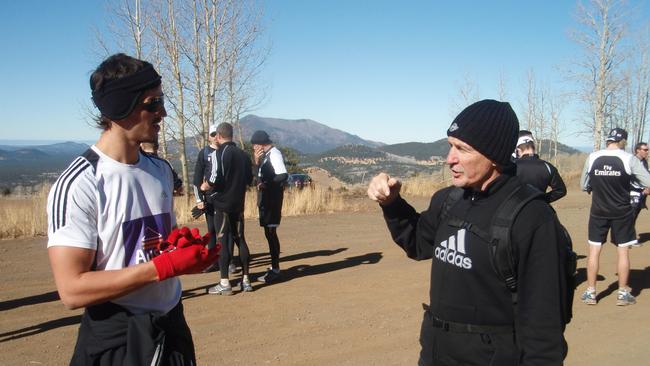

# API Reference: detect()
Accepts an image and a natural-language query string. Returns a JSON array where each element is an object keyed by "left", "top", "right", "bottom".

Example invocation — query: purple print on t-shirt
[{"left": 122, "top": 213, "right": 172, "bottom": 266}]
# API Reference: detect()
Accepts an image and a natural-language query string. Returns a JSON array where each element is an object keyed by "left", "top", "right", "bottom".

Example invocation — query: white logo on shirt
[{"left": 434, "top": 229, "right": 472, "bottom": 269}]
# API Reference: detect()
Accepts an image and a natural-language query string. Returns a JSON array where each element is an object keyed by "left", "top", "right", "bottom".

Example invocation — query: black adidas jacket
[
  {"left": 192, "top": 145, "right": 216, "bottom": 203},
  {"left": 516, "top": 154, "right": 566, "bottom": 203},
  {"left": 382, "top": 174, "right": 566, "bottom": 365},
  {"left": 207, "top": 141, "right": 253, "bottom": 213}
]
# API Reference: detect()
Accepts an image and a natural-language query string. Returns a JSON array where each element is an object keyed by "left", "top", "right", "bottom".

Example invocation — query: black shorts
[
  {"left": 258, "top": 189, "right": 283, "bottom": 227},
  {"left": 588, "top": 213, "right": 637, "bottom": 246}
]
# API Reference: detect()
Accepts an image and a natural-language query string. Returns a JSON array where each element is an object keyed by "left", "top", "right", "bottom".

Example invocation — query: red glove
[{"left": 152, "top": 227, "right": 220, "bottom": 281}]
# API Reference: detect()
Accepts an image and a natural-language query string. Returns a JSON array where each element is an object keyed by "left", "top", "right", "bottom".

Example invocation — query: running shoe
[
  {"left": 240, "top": 280, "right": 253, "bottom": 292},
  {"left": 581, "top": 289, "right": 597, "bottom": 305},
  {"left": 258, "top": 269, "right": 280, "bottom": 284},
  {"left": 208, "top": 283, "right": 233, "bottom": 296},
  {"left": 616, "top": 290, "right": 636, "bottom": 306}
]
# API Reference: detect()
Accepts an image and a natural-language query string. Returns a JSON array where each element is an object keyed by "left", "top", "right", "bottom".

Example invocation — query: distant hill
[
  {"left": 377, "top": 140, "right": 449, "bottom": 161},
  {"left": 303, "top": 144, "right": 442, "bottom": 184},
  {"left": 0, "top": 142, "right": 89, "bottom": 190},
  {"left": 237, "top": 115, "right": 384, "bottom": 154},
  {"left": 376, "top": 138, "right": 581, "bottom": 161},
  {"left": 0, "top": 126, "right": 585, "bottom": 191}
]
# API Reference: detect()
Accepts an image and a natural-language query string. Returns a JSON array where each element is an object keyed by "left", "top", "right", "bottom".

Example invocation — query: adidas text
[{"left": 434, "top": 229, "right": 472, "bottom": 269}]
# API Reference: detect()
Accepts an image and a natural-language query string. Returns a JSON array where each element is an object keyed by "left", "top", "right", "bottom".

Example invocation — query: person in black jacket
[
  {"left": 514, "top": 131, "right": 567, "bottom": 203},
  {"left": 580, "top": 129, "right": 650, "bottom": 306},
  {"left": 367, "top": 100, "right": 567, "bottom": 365},
  {"left": 141, "top": 140, "right": 183, "bottom": 196},
  {"left": 251, "top": 130, "right": 288, "bottom": 285},
  {"left": 202, "top": 122, "right": 254, "bottom": 294},
  {"left": 193, "top": 125, "right": 219, "bottom": 252}
]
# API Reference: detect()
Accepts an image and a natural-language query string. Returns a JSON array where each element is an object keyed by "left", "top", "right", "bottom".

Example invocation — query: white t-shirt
[
  {"left": 47, "top": 145, "right": 181, "bottom": 314},
  {"left": 258, "top": 146, "right": 287, "bottom": 178}
]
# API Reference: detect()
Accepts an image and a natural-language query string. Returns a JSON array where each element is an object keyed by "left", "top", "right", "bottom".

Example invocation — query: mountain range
[
  {"left": 236, "top": 115, "right": 384, "bottom": 154},
  {"left": 0, "top": 116, "right": 584, "bottom": 190}
]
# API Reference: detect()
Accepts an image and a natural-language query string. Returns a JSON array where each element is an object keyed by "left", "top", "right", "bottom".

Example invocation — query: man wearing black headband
[{"left": 47, "top": 53, "right": 217, "bottom": 365}]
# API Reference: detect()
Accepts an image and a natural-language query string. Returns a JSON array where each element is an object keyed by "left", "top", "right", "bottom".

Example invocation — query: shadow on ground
[
  {"left": 248, "top": 248, "right": 349, "bottom": 269},
  {"left": 268, "top": 251, "right": 383, "bottom": 284},
  {"left": 0, "top": 315, "right": 81, "bottom": 343},
  {"left": 182, "top": 248, "right": 368, "bottom": 297},
  {"left": 0, "top": 291, "right": 60, "bottom": 312}
]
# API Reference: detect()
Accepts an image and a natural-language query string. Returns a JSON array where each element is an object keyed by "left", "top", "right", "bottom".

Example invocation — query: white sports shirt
[{"left": 47, "top": 145, "right": 181, "bottom": 314}]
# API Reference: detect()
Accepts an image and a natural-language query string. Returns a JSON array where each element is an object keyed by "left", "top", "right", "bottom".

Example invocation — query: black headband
[{"left": 91, "top": 64, "right": 162, "bottom": 120}]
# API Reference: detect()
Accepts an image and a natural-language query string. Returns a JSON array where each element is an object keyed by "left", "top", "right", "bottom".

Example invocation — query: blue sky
[{"left": 1, "top": 1, "right": 648, "bottom": 147}]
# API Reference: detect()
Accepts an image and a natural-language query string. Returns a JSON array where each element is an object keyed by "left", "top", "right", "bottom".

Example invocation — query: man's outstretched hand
[{"left": 367, "top": 173, "right": 401, "bottom": 206}]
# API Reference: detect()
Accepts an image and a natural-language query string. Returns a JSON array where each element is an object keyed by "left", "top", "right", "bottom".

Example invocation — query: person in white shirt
[
  {"left": 251, "top": 130, "right": 288, "bottom": 284},
  {"left": 47, "top": 53, "right": 218, "bottom": 365}
]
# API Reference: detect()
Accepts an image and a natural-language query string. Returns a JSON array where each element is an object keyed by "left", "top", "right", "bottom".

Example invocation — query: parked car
[{"left": 286, "top": 173, "right": 312, "bottom": 190}]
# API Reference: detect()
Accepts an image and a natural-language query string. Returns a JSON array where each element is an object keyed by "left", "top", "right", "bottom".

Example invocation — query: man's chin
[{"left": 450, "top": 178, "right": 466, "bottom": 188}]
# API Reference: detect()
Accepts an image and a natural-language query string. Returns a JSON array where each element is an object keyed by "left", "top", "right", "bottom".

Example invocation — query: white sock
[
  {"left": 243, "top": 275, "right": 250, "bottom": 284},
  {"left": 221, "top": 279, "right": 230, "bottom": 287},
  {"left": 586, "top": 287, "right": 596, "bottom": 293}
]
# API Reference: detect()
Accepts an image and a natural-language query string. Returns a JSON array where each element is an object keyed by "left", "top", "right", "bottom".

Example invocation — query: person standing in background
[
  {"left": 630, "top": 142, "right": 650, "bottom": 224},
  {"left": 251, "top": 130, "right": 288, "bottom": 285},
  {"left": 514, "top": 131, "right": 567, "bottom": 203},
  {"left": 203, "top": 122, "right": 254, "bottom": 294}
]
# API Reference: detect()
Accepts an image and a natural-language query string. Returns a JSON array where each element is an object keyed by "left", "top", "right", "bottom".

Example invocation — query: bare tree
[
  {"left": 548, "top": 93, "right": 567, "bottom": 165},
  {"left": 625, "top": 32, "right": 650, "bottom": 146},
  {"left": 498, "top": 70, "right": 508, "bottom": 102},
  {"left": 523, "top": 70, "right": 549, "bottom": 158},
  {"left": 99, "top": 0, "right": 267, "bottom": 198},
  {"left": 450, "top": 72, "right": 480, "bottom": 117},
  {"left": 569, "top": 0, "right": 629, "bottom": 151}
]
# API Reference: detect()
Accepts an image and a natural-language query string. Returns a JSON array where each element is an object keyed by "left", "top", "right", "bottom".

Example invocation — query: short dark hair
[
  {"left": 634, "top": 142, "right": 648, "bottom": 153},
  {"left": 518, "top": 130, "right": 533, "bottom": 138},
  {"left": 216, "top": 122, "right": 233, "bottom": 139},
  {"left": 89, "top": 53, "right": 150, "bottom": 130}
]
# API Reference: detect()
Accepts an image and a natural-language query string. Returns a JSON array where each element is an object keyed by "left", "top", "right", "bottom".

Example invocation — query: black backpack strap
[
  {"left": 440, "top": 187, "right": 494, "bottom": 242},
  {"left": 438, "top": 188, "right": 464, "bottom": 224},
  {"left": 489, "top": 184, "right": 544, "bottom": 294}
]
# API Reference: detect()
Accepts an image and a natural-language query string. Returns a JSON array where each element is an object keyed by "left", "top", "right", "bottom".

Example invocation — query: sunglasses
[
  {"left": 210, "top": 132, "right": 217, "bottom": 137},
  {"left": 641, "top": 148, "right": 649, "bottom": 151},
  {"left": 142, "top": 95, "right": 165, "bottom": 113}
]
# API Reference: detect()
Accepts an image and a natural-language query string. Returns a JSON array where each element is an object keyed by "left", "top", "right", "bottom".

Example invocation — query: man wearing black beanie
[{"left": 368, "top": 99, "right": 568, "bottom": 365}]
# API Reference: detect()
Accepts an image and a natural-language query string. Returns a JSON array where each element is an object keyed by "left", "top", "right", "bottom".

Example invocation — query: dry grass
[
  {"left": 0, "top": 185, "right": 49, "bottom": 239},
  {"left": 1, "top": 186, "right": 357, "bottom": 239},
  {"left": 0, "top": 154, "right": 591, "bottom": 240},
  {"left": 399, "top": 153, "right": 589, "bottom": 198},
  {"left": 400, "top": 170, "right": 450, "bottom": 197}
]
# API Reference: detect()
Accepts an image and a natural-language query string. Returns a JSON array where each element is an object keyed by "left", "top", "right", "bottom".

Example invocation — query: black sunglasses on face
[{"left": 142, "top": 95, "right": 165, "bottom": 113}]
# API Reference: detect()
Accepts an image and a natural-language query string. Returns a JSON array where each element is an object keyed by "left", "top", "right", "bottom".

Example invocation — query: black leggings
[
  {"left": 264, "top": 226, "right": 281, "bottom": 270},
  {"left": 205, "top": 203, "right": 217, "bottom": 250},
  {"left": 215, "top": 210, "right": 250, "bottom": 278}
]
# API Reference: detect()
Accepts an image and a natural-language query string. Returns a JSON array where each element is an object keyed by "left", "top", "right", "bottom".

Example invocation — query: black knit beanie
[{"left": 446, "top": 99, "right": 519, "bottom": 166}]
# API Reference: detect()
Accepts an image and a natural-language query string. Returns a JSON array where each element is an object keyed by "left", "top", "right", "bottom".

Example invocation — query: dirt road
[{"left": 1, "top": 189, "right": 650, "bottom": 365}]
